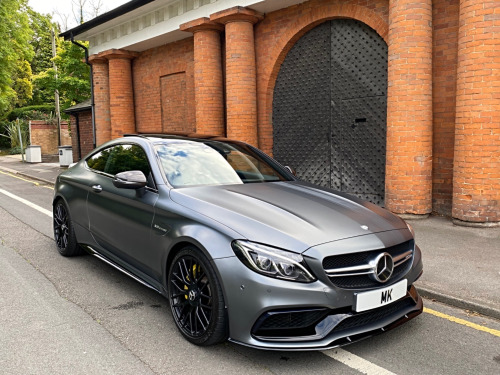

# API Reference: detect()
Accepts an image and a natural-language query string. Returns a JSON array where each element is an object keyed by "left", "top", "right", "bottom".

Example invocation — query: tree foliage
[
  {"left": 33, "top": 40, "right": 90, "bottom": 112},
  {"left": 0, "top": 0, "right": 95, "bottom": 123},
  {"left": 0, "top": 0, "right": 34, "bottom": 116},
  {"left": 28, "top": 8, "right": 56, "bottom": 105}
]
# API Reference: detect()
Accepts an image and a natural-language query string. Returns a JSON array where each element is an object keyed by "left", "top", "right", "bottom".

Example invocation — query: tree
[
  {"left": 33, "top": 39, "right": 90, "bottom": 112},
  {"left": 0, "top": 0, "right": 34, "bottom": 117},
  {"left": 28, "top": 9, "right": 58, "bottom": 105},
  {"left": 12, "top": 60, "right": 33, "bottom": 108}
]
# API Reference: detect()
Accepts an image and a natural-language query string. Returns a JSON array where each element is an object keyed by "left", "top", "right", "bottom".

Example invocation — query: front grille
[
  {"left": 322, "top": 240, "right": 414, "bottom": 289},
  {"left": 251, "top": 290, "right": 420, "bottom": 341},
  {"left": 252, "top": 308, "right": 330, "bottom": 337}
]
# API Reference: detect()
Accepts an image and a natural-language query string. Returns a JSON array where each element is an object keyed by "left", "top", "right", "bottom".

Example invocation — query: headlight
[
  {"left": 406, "top": 221, "right": 415, "bottom": 239},
  {"left": 232, "top": 240, "right": 316, "bottom": 283}
]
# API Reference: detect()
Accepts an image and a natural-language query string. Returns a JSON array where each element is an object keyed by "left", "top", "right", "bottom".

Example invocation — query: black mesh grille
[
  {"left": 332, "top": 296, "right": 415, "bottom": 333},
  {"left": 253, "top": 309, "right": 329, "bottom": 337},
  {"left": 323, "top": 241, "right": 413, "bottom": 289}
]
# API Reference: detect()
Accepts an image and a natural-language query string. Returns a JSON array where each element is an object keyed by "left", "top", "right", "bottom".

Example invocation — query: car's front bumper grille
[
  {"left": 252, "top": 308, "right": 330, "bottom": 337},
  {"left": 330, "top": 295, "right": 414, "bottom": 333},
  {"left": 251, "top": 285, "right": 422, "bottom": 343},
  {"left": 322, "top": 240, "right": 414, "bottom": 289}
]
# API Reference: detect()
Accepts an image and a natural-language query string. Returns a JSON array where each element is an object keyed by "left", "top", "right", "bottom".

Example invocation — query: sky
[{"left": 28, "top": 0, "right": 130, "bottom": 31}]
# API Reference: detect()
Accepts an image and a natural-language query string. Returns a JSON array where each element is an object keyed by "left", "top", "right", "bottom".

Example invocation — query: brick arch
[{"left": 256, "top": 4, "right": 389, "bottom": 154}]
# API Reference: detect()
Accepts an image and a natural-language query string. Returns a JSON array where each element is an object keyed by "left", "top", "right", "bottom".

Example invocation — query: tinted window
[
  {"left": 155, "top": 140, "right": 289, "bottom": 188},
  {"left": 87, "top": 144, "right": 151, "bottom": 179},
  {"left": 86, "top": 148, "right": 110, "bottom": 172}
]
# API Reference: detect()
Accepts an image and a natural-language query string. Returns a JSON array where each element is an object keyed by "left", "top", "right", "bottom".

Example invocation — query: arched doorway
[{"left": 273, "top": 19, "right": 388, "bottom": 205}]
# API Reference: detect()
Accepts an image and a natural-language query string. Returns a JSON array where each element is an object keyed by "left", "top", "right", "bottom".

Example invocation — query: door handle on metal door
[{"left": 92, "top": 184, "right": 102, "bottom": 193}]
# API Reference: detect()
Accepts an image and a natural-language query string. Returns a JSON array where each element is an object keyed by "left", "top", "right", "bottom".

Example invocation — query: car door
[{"left": 86, "top": 143, "right": 159, "bottom": 281}]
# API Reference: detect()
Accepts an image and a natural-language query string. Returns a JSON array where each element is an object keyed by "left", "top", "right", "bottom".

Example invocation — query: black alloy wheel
[
  {"left": 53, "top": 200, "right": 81, "bottom": 257},
  {"left": 168, "top": 247, "right": 227, "bottom": 346}
]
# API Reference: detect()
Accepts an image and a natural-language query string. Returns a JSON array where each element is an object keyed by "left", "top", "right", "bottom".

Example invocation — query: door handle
[{"left": 92, "top": 184, "right": 103, "bottom": 193}]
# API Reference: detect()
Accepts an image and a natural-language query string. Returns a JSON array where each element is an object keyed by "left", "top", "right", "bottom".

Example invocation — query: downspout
[
  {"left": 70, "top": 33, "right": 96, "bottom": 149},
  {"left": 75, "top": 113, "right": 82, "bottom": 160}
]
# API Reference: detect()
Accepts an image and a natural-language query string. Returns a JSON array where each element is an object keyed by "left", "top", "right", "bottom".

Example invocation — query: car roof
[{"left": 123, "top": 133, "right": 242, "bottom": 144}]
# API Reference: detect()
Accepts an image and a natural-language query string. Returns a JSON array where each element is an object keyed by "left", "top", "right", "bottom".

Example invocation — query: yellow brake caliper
[{"left": 184, "top": 264, "right": 200, "bottom": 299}]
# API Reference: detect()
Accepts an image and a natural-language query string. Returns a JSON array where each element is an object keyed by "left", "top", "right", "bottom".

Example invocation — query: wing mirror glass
[{"left": 113, "top": 170, "right": 147, "bottom": 190}]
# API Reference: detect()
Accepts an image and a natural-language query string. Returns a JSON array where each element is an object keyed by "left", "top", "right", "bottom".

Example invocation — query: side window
[
  {"left": 87, "top": 144, "right": 154, "bottom": 188},
  {"left": 104, "top": 144, "right": 151, "bottom": 177},
  {"left": 86, "top": 148, "right": 111, "bottom": 172}
]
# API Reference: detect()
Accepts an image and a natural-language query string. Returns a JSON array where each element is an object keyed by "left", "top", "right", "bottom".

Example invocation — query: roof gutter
[{"left": 70, "top": 33, "right": 96, "bottom": 150}]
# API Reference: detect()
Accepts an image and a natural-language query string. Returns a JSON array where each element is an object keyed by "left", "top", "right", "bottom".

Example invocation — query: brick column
[
  {"left": 386, "top": 0, "right": 433, "bottom": 216},
  {"left": 88, "top": 56, "right": 110, "bottom": 146},
  {"left": 452, "top": 0, "right": 500, "bottom": 226},
  {"left": 180, "top": 18, "right": 225, "bottom": 136},
  {"left": 211, "top": 7, "right": 263, "bottom": 146},
  {"left": 103, "top": 50, "right": 138, "bottom": 139}
]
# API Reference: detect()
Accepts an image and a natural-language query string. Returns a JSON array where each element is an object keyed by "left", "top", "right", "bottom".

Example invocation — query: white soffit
[{"left": 80, "top": 0, "right": 307, "bottom": 55}]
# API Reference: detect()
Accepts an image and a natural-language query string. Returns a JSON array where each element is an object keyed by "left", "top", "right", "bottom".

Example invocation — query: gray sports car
[{"left": 53, "top": 134, "right": 423, "bottom": 350}]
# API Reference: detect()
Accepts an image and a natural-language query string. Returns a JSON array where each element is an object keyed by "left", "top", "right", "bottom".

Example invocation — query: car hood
[{"left": 169, "top": 181, "right": 407, "bottom": 252}]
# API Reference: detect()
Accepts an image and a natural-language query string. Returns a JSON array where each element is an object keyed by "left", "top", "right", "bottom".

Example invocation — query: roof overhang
[{"left": 60, "top": 0, "right": 306, "bottom": 55}]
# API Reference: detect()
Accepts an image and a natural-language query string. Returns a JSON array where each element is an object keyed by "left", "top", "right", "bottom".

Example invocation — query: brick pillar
[
  {"left": 180, "top": 18, "right": 225, "bottom": 136},
  {"left": 386, "top": 0, "right": 433, "bottom": 216},
  {"left": 452, "top": 0, "right": 500, "bottom": 226},
  {"left": 88, "top": 56, "right": 110, "bottom": 146},
  {"left": 211, "top": 7, "right": 263, "bottom": 146},
  {"left": 103, "top": 50, "right": 138, "bottom": 139}
]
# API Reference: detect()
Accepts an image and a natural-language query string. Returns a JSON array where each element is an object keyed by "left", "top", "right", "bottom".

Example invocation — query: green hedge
[{"left": 7, "top": 105, "right": 56, "bottom": 121}]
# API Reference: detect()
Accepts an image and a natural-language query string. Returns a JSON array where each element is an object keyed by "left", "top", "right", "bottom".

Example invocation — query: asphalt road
[{"left": 0, "top": 171, "right": 499, "bottom": 375}]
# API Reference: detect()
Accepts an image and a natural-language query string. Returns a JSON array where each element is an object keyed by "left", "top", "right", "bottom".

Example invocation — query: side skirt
[{"left": 82, "top": 245, "right": 165, "bottom": 296}]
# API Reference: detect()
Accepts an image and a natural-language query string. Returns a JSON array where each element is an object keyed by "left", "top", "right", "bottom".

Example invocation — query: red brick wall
[
  {"left": 70, "top": 111, "right": 94, "bottom": 161},
  {"left": 85, "top": 0, "right": 497, "bottom": 223},
  {"left": 432, "top": 0, "right": 460, "bottom": 216},
  {"left": 108, "top": 55, "right": 136, "bottom": 138},
  {"left": 453, "top": 0, "right": 500, "bottom": 223},
  {"left": 133, "top": 39, "right": 195, "bottom": 134},
  {"left": 160, "top": 73, "right": 194, "bottom": 133},
  {"left": 385, "top": 0, "right": 433, "bottom": 215},
  {"left": 30, "top": 120, "right": 71, "bottom": 155},
  {"left": 90, "top": 58, "right": 111, "bottom": 146}
]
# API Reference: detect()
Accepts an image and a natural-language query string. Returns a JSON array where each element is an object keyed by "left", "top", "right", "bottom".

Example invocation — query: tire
[
  {"left": 168, "top": 246, "right": 228, "bottom": 346},
  {"left": 53, "top": 200, "right": 82, "bottom": 257}
]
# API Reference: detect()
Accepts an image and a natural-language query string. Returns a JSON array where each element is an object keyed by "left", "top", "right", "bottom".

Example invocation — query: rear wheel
[
  {"left": 168, "top": 247, "right": 228, "bottom": 346},
  {"left": 53, "top": 200, "right": 82, "bottom": 257}
]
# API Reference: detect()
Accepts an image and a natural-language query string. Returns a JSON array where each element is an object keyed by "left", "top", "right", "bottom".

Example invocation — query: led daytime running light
[{"left": 232, "top": 241, "right": 316, "bottom": 283}]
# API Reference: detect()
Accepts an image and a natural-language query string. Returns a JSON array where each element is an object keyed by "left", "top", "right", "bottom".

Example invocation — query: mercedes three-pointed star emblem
[{"left": 372, "top": 252, "right": 394, "bottom": 283}]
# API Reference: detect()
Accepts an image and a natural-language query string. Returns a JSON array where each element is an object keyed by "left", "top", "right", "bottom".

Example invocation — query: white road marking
[
  {"left": 322, "top": 348, "right": 397, "bottom": 375},
  {"left": 0, "top": 188, "right": 52, "bottom": 218}
]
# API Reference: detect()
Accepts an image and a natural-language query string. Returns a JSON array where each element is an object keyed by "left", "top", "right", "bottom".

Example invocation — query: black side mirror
[
  {"left": 284, "top": 166, "right": 297, "bottom": 176},
  {"left": 113, "top": 170, "right": 147, "bottom": 190}
]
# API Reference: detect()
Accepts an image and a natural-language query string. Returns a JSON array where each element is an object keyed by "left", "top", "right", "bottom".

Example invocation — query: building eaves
[
  {"left": 64, "top": 99, "right": 92, "bottom": 114},
  {"left": 59, "top": 0, "right": 155, "bottom": 40}
]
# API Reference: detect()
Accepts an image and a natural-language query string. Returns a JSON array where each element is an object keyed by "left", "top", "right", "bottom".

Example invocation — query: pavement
[{"left": 0, "top": 154, "right": 499, "bottom": 320}]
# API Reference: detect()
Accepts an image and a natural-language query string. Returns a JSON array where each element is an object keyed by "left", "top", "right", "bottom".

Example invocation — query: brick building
[
  {"left": 61, "top": 0, "right": 499, "bottom": 226},
  {"left": 64, "top": 99, "right": 94, "bottom": 161}
]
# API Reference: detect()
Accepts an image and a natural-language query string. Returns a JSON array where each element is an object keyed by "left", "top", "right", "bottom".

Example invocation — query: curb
[
  {"left": 0, "top": 166, "right": 55, "bottom": 186},
  {"left": 417, "top": 286, "right": 500, "bottom": 320}
]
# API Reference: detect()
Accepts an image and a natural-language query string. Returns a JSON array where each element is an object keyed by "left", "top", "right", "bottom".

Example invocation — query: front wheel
[
  {"left": 168, "top": 247, "right": 228, "bottom": 346},
  {"left": 53, "top": 200, "right": 82, "bottom": 257}
]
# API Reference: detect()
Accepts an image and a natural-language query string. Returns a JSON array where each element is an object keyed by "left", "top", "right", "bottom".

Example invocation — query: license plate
[{"left": 355, "top": 279, "right": 408, "bottom": 312}]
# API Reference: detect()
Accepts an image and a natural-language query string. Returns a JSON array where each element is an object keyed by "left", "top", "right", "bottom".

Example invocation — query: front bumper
[{"left": 213, "top": 241, "right": 423, "bottom": 350}]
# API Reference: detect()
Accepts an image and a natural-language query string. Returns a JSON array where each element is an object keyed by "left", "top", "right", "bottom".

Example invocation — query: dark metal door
[{"left": 273, "top": 19, "right": 387, "bottom": 205}]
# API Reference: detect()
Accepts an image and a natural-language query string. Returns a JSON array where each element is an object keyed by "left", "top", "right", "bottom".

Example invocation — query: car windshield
[{"left": 155, "top": 140, "right": 289, "bottom": 187}]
